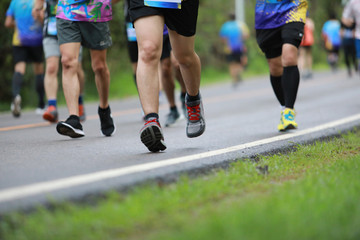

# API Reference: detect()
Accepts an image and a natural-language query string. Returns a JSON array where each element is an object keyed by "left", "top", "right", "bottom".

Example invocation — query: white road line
[{"left": 1, "top": 113, "right": 360, "bottom": 203}]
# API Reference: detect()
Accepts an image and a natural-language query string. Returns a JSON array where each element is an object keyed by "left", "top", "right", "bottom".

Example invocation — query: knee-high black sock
[
  {"left": 12, "top": 72, "right": 24, "bottom": 97},
  {"left": 144, "top": 113, "right": 159, "bottom": 121},
  {"left": 186, "top": 92, "right": 200, "bottom": 102},
  {"left": 36, "top": 74, "right": 45, "bottom": 108},
  {"left": 282, "top": 66, "right": 300, "bottom": 109},
  {"left": 270, "top": 75, "right": 285, "bottom": 106}
]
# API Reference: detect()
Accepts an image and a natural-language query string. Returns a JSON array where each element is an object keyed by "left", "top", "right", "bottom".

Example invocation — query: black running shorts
[
  {"left": 226, "top": 51, "right": 243, "bottom": 63},
  {"left": 129, "top": 0, "right": 199, "bottom": 37},
  {"left": 56, "top": 18, "right": 112, "bottom": 50},
  {"left": 256, "top": 22, "right": 305, "bottom": 59},
  {"left": 127, "top": 34, "right": 172, "bottom": 63},
  {"left": 13, "top": 46, "right": 44, "bottom": 64}
]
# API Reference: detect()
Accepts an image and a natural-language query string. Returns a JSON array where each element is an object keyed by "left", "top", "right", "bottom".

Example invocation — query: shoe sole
[
  {"left": 140, "top": 125, "right": 166, "bottom": 152},
  {"left": 56, "top": 122, "right": 85, "bottom": 138},
  {"left": 279, "top": 124, "right": 297, "bottom": 132},
  {"left": 43, "top": 112, "right": 58, "bottom": 123}
]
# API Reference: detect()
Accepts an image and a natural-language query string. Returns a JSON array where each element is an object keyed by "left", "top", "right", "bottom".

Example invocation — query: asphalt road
[{"left": 1, "top": 69, "right": 360, "bottom": 214}]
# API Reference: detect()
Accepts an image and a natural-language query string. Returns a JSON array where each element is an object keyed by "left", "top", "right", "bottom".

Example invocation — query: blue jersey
[
  {"left": 219, "top": 21, "right": 243, "bottom": 52},
  {"left": 255, "top": 0, "right": 308, "bottom": 29},
  {"left": 322, "top": 20, "right": 341, "bottom": 47},
  {"left": 6, "top": 0, "right": 43, "bottom": 46}
]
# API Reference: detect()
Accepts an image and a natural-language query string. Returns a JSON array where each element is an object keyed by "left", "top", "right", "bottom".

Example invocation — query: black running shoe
[
  {"left": 140, "top": 118, "right": 166, "bottom": 152},
  {"left": 98, "top": 106, "right": 116, "bottom": 136},
  {"left": 56, "top": 115, "right": 85, "bottom": 138}
]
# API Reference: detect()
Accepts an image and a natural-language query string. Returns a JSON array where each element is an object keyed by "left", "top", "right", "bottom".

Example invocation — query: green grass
[{"left": 1, "top": 130, "right": 360, "bottom": 240}]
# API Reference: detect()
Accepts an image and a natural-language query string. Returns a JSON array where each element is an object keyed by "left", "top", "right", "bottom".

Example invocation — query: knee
[
  {"left": 173, "top": 47, "right": 198, "bottom": 68},
  {"left": 139, "top": 40, "right": 161, "bottom": 64},
  {"left": 92, "top": 61, "right": 108, "bottom": 75},
  {"left": 61, "top": 55, "right": 77, "bottom": 70},
  {"left": 161, "top": 59, "right": 171, "bottom": 75},
  {"left": 176, "top": 52, "right": 197, "bottom": 68},
  {"left": 46, "top": 63, "right": 58, "bottom": 76},
  {"left": 268, "top": 61, "right": 283, "bottom": 76},
  {"left": 282, "top": 54, "right": 298, "bottom": 67}
]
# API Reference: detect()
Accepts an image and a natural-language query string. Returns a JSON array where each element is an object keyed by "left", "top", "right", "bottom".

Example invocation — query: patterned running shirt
[
  {"left": 56, "top": 0, "right": 112, "bottom": 22},
  {"left": 255, "top": 0, "right": 308, "bottom": 29}
]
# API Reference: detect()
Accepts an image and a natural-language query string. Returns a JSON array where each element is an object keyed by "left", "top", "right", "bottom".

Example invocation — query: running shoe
[
  {"left": 140, "top": 118, "right": 166, "bottom": 152},
  {"left": 278, "top": 108, "right": 298, "bottom": 132},
  {"left": 232, "top": 74, "right": 242, "bottom": 88},
  {"left": 98, "top": 106, "right": 116, "bottom": 136},
  {"left": 43, "top": 105, "right": 58, "bottom": 123},
  {"left": 11, "top": 94, "right": 21, "bottom": 118},
  {"left": 35, "top": 107, "right": 45, "bottom": 115},
  {"left": 56, "top": 115, "right": 85, "bottom": 138},
  {"left": 165, "top": 108, "right": 181, "bottom": 127},
  {"left": 185, "top": 94, "right": 206, "bottom": 138},
  {"left": 277, "top": 111, "right": 285, "bottom": 131},
  {"left": 79, "top": 103, "right": 86, "bottom": 122}
]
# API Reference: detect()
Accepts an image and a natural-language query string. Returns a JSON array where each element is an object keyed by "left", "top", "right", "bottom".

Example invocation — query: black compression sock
[
  {"left": 282, "top": 66, "right": 300, "bottom": 109},
  {"left": 270, "top": 75, "right": 285, "bottom": 106},
  {"left": 186, "top": 92, "right": 200, "bottom": 102},
  {"left": 144, "top": 113, "right": 159, "bottom": 121},
  {"left": 36, "top": 74, "right": 45, "bottom": 108},
  {"left": 12, "top": 72, "right": 23, "bottom": 97}
]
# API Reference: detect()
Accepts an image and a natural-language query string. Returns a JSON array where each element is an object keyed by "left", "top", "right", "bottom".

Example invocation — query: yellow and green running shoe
[{"left": 278, "top": 108, "right": 298, "bottom": 132}]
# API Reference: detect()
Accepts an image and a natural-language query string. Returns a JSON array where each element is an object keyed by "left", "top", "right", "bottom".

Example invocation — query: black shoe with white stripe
[{"left": 56, "top": 115, "right": 85, "bottom": 138}]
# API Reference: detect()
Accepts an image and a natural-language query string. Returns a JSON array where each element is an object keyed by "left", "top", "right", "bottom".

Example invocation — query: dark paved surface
[{"left": 1, "top": 69, "right": 360, "bottom": 213}]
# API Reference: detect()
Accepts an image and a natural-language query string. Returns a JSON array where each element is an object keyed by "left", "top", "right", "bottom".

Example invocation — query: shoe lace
[
  {"left": 187, "top": 104, "right": 200, "bottom": 121},
  {"left": 285, "top": 111, "right": 294, "bottom": 121},
  {"left": 145, "top": 118, "right": 159, "bottom": 126}
]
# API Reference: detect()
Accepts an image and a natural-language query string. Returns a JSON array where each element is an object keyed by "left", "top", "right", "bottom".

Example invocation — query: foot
[
  {"left": 56, "top": 115, "right": 85, "bottom": 138},
  {"left": 98, "top": 106, "right": 116, "bottom": 136},
  {"left": 140, "top": 118, "right": 166, "bottom": 152},
  {"left": 35, "top": 107, "right": 45, "bottom": 115},
  {"left": 278, "top": 108, "right": 298, "bottom": 132},
  {"left": 185, "top": 94, "right": 206, "bottom": 138},
  {"left": 43, "top": 105, "right": 58, "bottom": 123},
  {"left": 165, "top": 108, "right": 181, "bottom": 127},
  {"left": 11, "top": 95, "right": 21, "bottom": 118}
]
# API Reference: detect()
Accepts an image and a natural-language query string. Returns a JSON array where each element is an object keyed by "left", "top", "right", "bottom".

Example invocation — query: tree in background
[{"left": 0, "top": 0, "right": 13, "bottom": 107}]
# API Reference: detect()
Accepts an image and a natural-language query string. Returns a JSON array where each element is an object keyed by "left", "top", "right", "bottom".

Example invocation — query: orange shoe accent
[
  {"left": 42, "top": 106, "right": 58, "bottom": 123},
  {"left": 79, "top": 104, "right": 86, "bottom": 122}
]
